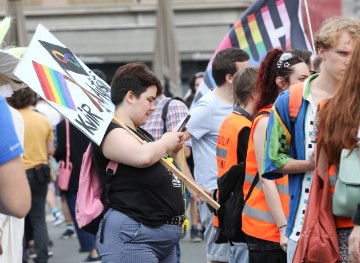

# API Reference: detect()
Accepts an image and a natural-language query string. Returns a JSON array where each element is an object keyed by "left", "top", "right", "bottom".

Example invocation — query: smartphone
[{"left": 177, "top": 114, "right": 191, "bottom": 132}]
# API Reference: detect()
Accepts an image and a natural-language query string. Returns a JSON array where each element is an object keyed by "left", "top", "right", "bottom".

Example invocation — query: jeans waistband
[{"left": 165, "top": 215, "right": 185, "bottom": 226}]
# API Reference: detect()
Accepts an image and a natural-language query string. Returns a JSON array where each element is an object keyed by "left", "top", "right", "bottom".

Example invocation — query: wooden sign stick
[{"left": 112, "top": 116, "right": 220, "bottom": 210}]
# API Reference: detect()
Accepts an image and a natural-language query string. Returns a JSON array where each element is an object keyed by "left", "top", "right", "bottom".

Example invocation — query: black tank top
[{"left": 92, "top": 122, "right": 184, "bottom": 226}]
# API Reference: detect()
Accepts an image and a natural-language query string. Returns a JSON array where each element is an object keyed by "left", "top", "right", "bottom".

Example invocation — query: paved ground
[{"left": 45, "top": 215, "right": 207, "bottom": 263}]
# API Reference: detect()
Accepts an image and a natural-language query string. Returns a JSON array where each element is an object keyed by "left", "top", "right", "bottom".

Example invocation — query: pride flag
[
  {"left": 32, "top": 61, "right": 76, "bottom": 111},
  {"left": 194, "top": 0, "right": 311, "bottom": 104}
]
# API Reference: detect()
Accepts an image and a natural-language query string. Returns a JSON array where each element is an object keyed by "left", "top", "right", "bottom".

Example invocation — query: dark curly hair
[
  {"left": 7, "top": 87, "right": 37, "bottom": 109},
  {"left": 255, "top": 49, "right": 304, "bottom": 113}
]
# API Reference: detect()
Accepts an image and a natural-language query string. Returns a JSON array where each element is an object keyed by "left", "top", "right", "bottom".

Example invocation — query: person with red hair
[
  {"left": 317, "top": 39, "right": 360, "bottom": 262},
  {"left": 241, "top": 49, "right": 309, "bottom": 263}
]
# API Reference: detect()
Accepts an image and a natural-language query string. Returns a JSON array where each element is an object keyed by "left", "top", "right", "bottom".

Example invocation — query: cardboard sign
[{"left": 14, "top": 24, "right": 114, "bottom": 145}]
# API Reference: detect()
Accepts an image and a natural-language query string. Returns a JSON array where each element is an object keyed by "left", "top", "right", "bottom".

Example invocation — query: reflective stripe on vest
[
  {"left": 216, "top": 147, "right": 227, "bottom": 159},
  {"left": 242, "top": 106, "right": 290, "bottom": 242},
  {"left": 243, "top": 203, "right": 275, "bottom": 224}
]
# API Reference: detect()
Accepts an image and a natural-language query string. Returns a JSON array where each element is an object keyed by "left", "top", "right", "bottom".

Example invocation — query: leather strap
[{"left": 65, "top": 120, "right": 70, "bottom": 166}]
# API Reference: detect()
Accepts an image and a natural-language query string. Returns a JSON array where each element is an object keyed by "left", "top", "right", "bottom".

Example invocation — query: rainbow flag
[
  {"left": 32, "top": 61, "right": 76, "bottom": 111},
  {"left": 193, "top": 0, "right": 311, "bottom": 104}
]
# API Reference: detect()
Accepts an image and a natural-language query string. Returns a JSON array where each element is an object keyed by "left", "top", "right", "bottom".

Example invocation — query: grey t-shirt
[{"left": 187, "top": 90, "right": 233, "bottom": 190}]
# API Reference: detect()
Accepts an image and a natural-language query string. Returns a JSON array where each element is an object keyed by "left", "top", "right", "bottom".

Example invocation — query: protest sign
[{"left": 14, "top": 24, "right": 114, "bottom": 146}]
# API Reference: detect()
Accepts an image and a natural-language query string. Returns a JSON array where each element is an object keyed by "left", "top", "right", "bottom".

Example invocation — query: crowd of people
[{"left": 1, "top": 14, "right": 360, "bottom": 263}]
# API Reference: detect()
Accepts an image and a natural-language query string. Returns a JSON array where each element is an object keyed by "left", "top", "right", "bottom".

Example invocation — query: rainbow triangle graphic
[{"left": 32, "top": 61, "right": 76, "bottom": 111}]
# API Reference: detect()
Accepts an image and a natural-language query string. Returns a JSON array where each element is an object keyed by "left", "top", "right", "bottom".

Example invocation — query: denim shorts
[
  {"left": 97, "top": 209, "right": 181, "bottom": 263},
  {"left": 198, "top": 202, "right": 230, "bottom": 262}
]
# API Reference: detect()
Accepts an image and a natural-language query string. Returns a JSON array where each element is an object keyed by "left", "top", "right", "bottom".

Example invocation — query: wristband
[{"left": 278, "top": 224, "right": 287, "bottom": 230}]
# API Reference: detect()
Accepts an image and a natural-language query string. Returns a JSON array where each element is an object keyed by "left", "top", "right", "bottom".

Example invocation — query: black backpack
[
  {"left": 214, "top": 165, "right": 259, "bottom": 244},
  {"left": 213, "top": 110, "right": 268, "bottom": 245}
]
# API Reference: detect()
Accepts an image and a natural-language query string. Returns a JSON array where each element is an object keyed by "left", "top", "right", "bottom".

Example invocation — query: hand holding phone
[{"left": 177, "top": 114, "right": 191, "bottom": 132}]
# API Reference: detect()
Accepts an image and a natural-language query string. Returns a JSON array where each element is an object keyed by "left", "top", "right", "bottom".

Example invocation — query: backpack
[
  {"left": 213, "top": 85, "right": 304, "bottom": 245},
  {"left": 288, "top": 82, "right": 303, "bottom": 120},
  {"left": 214, "top": 110, "right": 267, "bottom": 245},
  {"left": 75, "top": 143, "right": 118, "bottom": 236},
  {"left": 214, "top": 163, "right": 259, "bottom": 244}
]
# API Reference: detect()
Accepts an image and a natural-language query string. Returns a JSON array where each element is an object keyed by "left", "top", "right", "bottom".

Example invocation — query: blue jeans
[
  {"left": 97, "top": 209, "right": 181, "bottom": 263},
  {"left": 64, "top": 192, "right": 96, "bottom": 252},
  {"left": 175, "top": 242, "right": 180, "bottom": 263}
]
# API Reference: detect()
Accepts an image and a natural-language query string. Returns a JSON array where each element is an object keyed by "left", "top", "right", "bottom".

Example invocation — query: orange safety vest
[
  {"left": 214, "top": 110, "right": 252, "bottom": 227},
  {"left": 242, "top": 106, "right": 290, "bottom": 243}
]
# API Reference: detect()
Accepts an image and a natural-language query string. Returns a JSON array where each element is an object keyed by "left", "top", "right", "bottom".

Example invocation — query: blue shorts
[
  {"left": 97, "top": 209, "right": 181, "bottom": 263},
  {"left": 198, "top": 202, "right": 230, "bottom": 262}
]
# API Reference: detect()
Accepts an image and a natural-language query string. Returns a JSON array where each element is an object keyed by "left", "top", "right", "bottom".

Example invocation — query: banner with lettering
[
  {"left": 193, "top": 0, "right": 312, "bottom": 103},
  {"left": 14, "top": 24, "right": 114, "bottom": 145}
]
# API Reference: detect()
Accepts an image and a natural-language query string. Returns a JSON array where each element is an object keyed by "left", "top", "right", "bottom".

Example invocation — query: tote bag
[
  {"left": 293, "top": 146, "right": 341, "bottom": 263},
  {"left": 333, "top": 143, "right": 360, "bottom": 217},
  {"left": 57, "top": 120, "right": 73, "bottom": 191}
]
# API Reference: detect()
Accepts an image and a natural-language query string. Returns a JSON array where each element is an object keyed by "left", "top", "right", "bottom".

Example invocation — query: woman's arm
[
  {"left": 102, "top": 128, "right": 184, "bottom": 168},
  {"left": 254, "top": 117, "right": 288, "bottom": 246}
]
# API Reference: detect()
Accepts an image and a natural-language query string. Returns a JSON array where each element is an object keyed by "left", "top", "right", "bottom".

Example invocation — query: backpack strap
[
  {"left": 254, "top": 110, "right": 270, "bottom": 119},
  {"left": 288, "top": 83, "right": 304, "bottom": 160},
  {"left": 100, "top": 161, "right": 119, "bottom": 204},
  {"left": 244, "top": 173, "right": 259, "bottom": 203},
  {"left": 65, "top": 120, "right": 71, "bottom": 167},
  {"left": 99, "top": 161, "right": 118, "bottom": 243},
  {"left": 251, "top": 110, "right": 270, "bottom": 130},
  {"left": 161, "top": 98, "right": 173, "bottom": 134},
  {"left": 234, "top": 106, "right": 252, "bottom": 121},
  {"left": 161, "top": 97, "right": 186, "bottom": 134},
  {"left": 244, "top": 109, "right": 269, "bottom": 202},
  {"left": 289, "top": 82, "right": 304, "bottom": 119}
]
